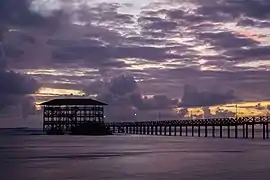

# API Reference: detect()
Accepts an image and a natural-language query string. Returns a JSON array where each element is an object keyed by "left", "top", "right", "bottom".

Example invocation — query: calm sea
[{"left": 1, "top": 129, "right": 270, "bottom": 180}]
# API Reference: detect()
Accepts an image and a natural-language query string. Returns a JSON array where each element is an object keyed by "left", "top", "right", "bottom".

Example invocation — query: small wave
[
  {"left": 0, "top": 128, "right": 43, "bottom": 136},
  {"left": 10, "top": 149, "right": 245, "bottom": 161}
]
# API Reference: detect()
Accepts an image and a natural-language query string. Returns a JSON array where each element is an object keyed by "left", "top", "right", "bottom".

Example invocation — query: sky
[{"left": 1, "top": 0, "right": 270, "bottom": 127}]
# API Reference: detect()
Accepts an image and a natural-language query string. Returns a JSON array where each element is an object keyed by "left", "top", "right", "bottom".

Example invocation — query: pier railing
[{"left": 105, "top": 116, "right": 270, "bottom": 139}]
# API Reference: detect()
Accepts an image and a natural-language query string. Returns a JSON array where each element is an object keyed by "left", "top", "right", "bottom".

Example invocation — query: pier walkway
[{"left": 106, "top": 116, "right": 270, "bottom": 139}]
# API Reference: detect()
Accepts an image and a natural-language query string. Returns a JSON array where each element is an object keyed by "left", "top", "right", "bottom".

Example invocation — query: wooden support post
[
  {"left": 246, "top": 124, "right": 249, "bottom": 139},
  {"left": 212, "top": 126, "right": 215, "bottom": 137},
  {"left": 169, "top": 126, "right": 172, "bottom": 136},
  {"left": 159, "top": 126, "right": 162, "bottom": 135},
  {"left": 147, "top": 126, "right": 150, "bottom": 135},
  {"left": 205, "top": 125, "right": 208, "bottom": 137},
  {"left": 155, "top": 125, "right": 158, "bottom": 135},
  {"left": 140, "top": 125, "right": 143, "bottom": 134},
  {"left": 192, "top": 125, "right": 194, "bottom": 136},
  {"left": 220, "top": 125, "right": 222, "bottom": 138},
  {"left": 174, "top": 126, "right": 177, "bottom": 136},
  {"left": 151, "top": 125, "right": 153, "bottom": 135},
  {"left": 266, "top": 123, "right": 269, "bottom": 139},
  {"left": 263, "top": 123, "right": 266, "bottom": 139},
  {"left": 227, "top": 125, "right": 230, "bottom": 138},
  {"left": 186, "top": 126, "right": 188, "bottom": 136},
  {"left": 198, "top": 125, "right": 201, "bottom": 137},
  {"left": 164, "top": 126, "right": 167, "bottom": 136},
  {"left": 252, "top": 123, "right": 255, "bottom": 139},
  {"left": 243, "top": 124, "right": 245, "bottom": 138},
  {"left": 180, "top": 125, "right": 182, "bottom": 136},
  {"left": 235, "top": 125, "right": 238, "bottom": 138}
]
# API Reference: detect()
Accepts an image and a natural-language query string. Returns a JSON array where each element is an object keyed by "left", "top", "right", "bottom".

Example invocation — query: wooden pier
[{"left": 105, "top": 116, "right": 270, "bottom": 139}]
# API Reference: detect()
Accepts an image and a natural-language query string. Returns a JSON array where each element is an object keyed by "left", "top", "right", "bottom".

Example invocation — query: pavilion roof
[{"left": 40, "top": 98, "right": 108, "bottom": 106}]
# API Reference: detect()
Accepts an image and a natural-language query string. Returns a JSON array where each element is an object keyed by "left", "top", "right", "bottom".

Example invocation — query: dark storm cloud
[
  {"left": 224, "top": 46, "right": 270, "bottom": 61},
  {"left": 47, "top": 39, "right": 104, "bottom": 47},
  {"left": 2, "top": 0, "right": 270, "bottom": 123},
  {"left": 2, "top": 44, "right": 24, "bottom": 58},
  {"left": 0, "top": 70, "right": 40, "bottom": 110},
  {"left": 85, "top": 75, "right": 178, "bottom": 111},
  {"left": 237, "top": 18, "right": 270, "bottom": 28},
  {"left": 196, "top": 31, "right": 259, "bottom": 50},
  {"left": 138, "top": 16, "right": 178, "bottom": 32},
  {"left": 77, "top": 2, "right": 134, "bottom": 23},
  {"left": 0, "top": 0, "right": 63, "bottom": 28},
  {"left": 194, "top": 0, "right": 270, "bottom": 21},
  {"left": 149, "top": 67, "right": 270, "bottom": 101},
  {"left": 52, "top": 43, "right": 182, "bottom": 66},
  {"left": 179, "top": 85, "right": 236, "bottom": 107},
  {"left": 91, "top": 75, "right": 179, "bottom": 121},
  {"left": 0, "top": 0, "right": 42, "bottom": 113},
  {"left": 138, "top": 4, "right": 266, "bottom": 68},
  {"left": 21, "top": 96, "right": 37, "bottom": 120}
]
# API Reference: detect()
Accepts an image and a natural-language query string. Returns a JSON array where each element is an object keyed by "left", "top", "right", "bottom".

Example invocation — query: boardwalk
[{"left": 105, "top": 116, "right": 270, "bottom": 139}]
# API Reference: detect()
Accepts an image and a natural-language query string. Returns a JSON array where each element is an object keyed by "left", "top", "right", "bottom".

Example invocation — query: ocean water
[{"left": 1, "top": 131, "right": 270, "bottom": 180}]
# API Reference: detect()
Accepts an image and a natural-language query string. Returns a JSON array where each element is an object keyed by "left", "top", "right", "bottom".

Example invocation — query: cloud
[
  {"left": 0, "top": 31, "right": 40, "bottom": 117},
  {"left": 196, "top": 31, "right": 259, "bottom": 50},
  {"left": 51, "top": 43, "right": 182, "bottom": 67},
  {"left": 95, "top": 74, "right": 178, "bottom": 109},
  {"left": 194, "top": 0, "right": 270, "bottom": 21},
  {"left": 2, "top": 0, "right": 270, "bottom": 125},
  {"left": 225, "top": 46, "right": 270, "bottom": 61},
  {"left": 180, "top": 84, "right": 236, "bottom": 107},
  {"left": 20, "top": 95, "right": 38, "bottom": 120},
  {"left": 0, "top": 70, "right": 40, "bottom": 110},
  {"left": 177, "top": 108, "right": 189, "bottom": 118},
  {"left": 0, "top": 0, "right": 63, "bottom": 29},
  {"left": 83, "top": 74, "right": 179, "bottom": 121},
  {"left": 202, "top": 107, "right": 235, "bottom": 118}
]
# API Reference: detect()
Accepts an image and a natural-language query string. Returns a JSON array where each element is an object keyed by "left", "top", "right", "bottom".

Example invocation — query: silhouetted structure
[
  {"left": 106, "top": 116, "right": 270, "bottom": 139},
  {"left": 41, "top": 98, "right": 110, "bottom": 135}
]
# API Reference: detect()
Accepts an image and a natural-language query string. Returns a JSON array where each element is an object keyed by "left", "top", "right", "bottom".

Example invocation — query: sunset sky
[{"left": 1, "top": 0, "right": 270, "bottom": 127}]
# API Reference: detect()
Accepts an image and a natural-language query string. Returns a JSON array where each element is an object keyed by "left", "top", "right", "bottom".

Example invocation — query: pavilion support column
[
  {"left": 212, "top": 125, "right": 215, "bottom": 137},
  {"left": 235, "top": 124, "right": 238, "bottom": 138},
  {"left": 220, "top": 125, "right": 223, "bottom": 138}
]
